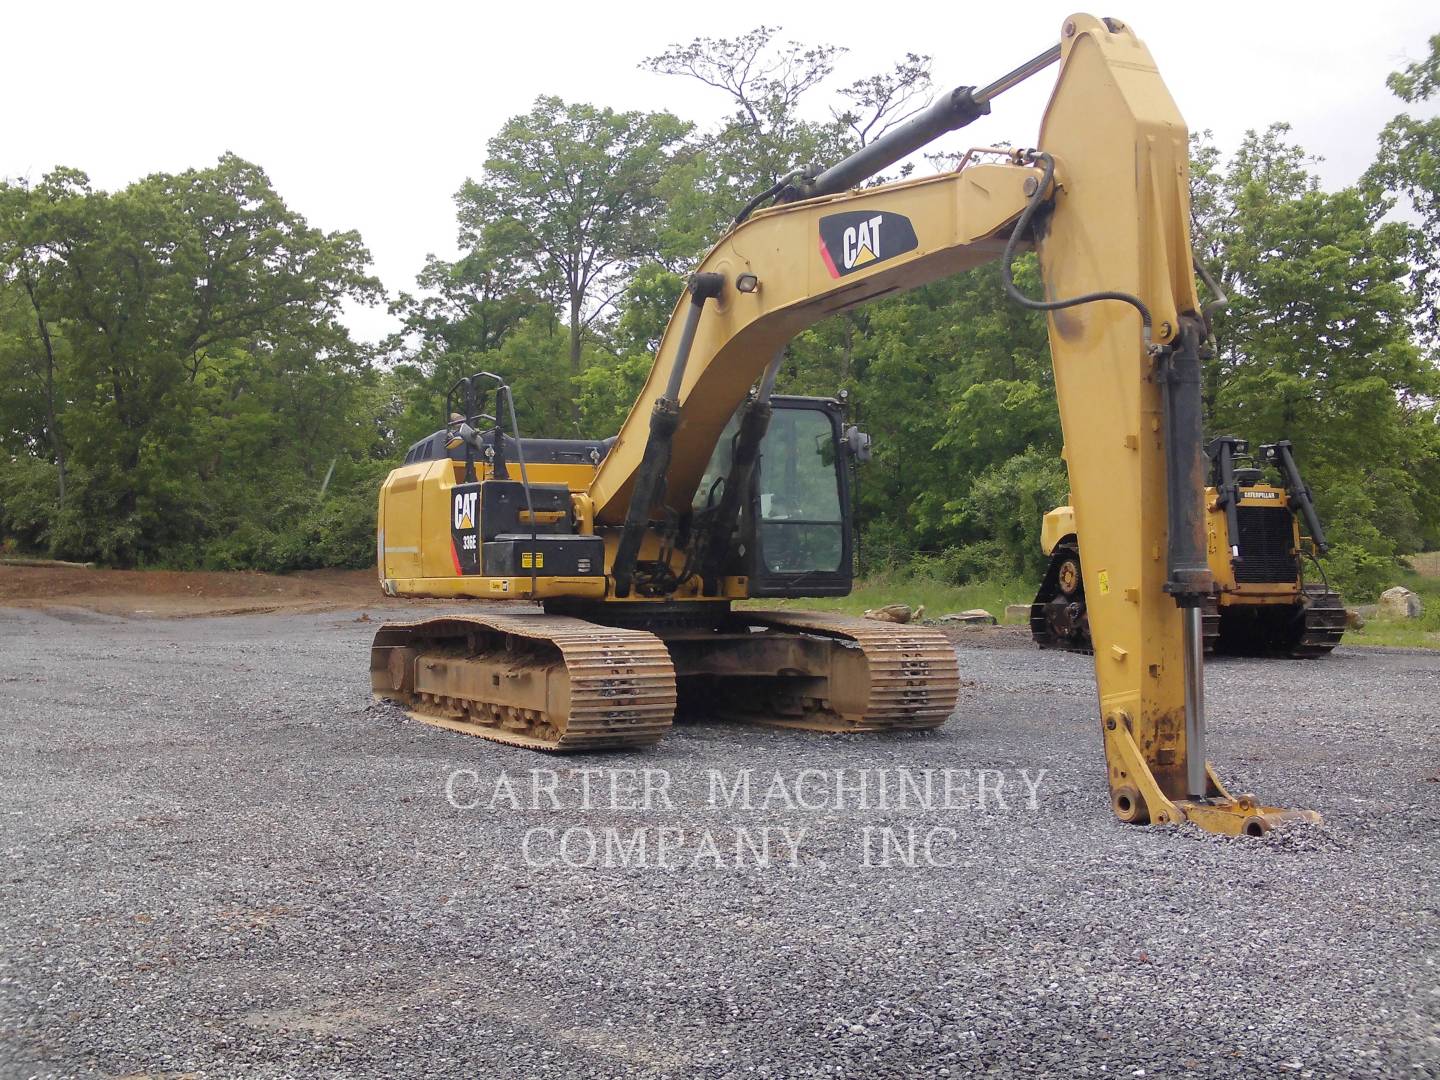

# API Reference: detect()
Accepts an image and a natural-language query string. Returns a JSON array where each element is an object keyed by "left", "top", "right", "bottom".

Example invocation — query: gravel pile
[{"left": 0, "top": 605, "right": 1436, "bottom": 1078}]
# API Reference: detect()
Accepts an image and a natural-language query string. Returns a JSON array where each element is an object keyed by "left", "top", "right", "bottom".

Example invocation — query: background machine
[{"left": 1031, "top": 437, "right": 1345, "bottom": 657}]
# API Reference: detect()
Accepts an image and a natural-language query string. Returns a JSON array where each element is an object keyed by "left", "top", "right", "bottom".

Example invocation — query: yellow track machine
[{"left": 1032, "top": 437, "right": 1345, "bottom": 657}]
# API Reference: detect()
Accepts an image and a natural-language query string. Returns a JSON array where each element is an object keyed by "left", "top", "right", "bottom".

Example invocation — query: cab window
[{"left": 757, "top": 408, "right": 843, "bottom": 574}]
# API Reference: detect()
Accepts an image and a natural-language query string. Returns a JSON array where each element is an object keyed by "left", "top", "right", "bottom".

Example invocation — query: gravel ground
[{"left": 1, "top": 604, "right": 1437, "bottom": 1079}]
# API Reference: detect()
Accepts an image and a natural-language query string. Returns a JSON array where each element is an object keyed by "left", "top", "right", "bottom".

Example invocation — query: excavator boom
[{"left": 587, "top": 162, "right": 1042, "bottom": 525}]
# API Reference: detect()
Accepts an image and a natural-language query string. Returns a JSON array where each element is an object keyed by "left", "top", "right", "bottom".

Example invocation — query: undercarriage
[{"left": 370, "top": 605, "right": 960, "bottom": 750}]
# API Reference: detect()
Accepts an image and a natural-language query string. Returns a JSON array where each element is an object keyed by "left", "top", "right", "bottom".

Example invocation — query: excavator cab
[
  {"left": 697, "top": 395, "right": 861, "bottom": 598},
  {"left": 737, "top": 397, "right": 858, "bottom": 601}
]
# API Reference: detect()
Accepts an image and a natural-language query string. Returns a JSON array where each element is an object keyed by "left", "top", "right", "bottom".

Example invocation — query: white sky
[{"left": 6, "top": 0, "right": 1436, "bottom": 344}]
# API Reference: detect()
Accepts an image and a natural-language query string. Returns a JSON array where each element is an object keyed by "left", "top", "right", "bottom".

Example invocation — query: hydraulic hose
[
  {"left": 734, "top": 171, "right": 806, "bottom": 227},
  {"left": 499, "top": 384, "right": 538, "bottom": 597},
  {"left": 1000, "top": 150, "right": 1154, "bottom": 347}
]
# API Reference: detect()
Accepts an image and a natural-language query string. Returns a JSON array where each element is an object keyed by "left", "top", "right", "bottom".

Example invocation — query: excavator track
[
  {"left": 733, "top": 611, "right": 961, "bottom": 732},
  {"left": 370, "top": 613, "right": 676, "bottom": 751},
  {"left": 1288, "top": 586, "right": 1347, "bottom": 658}
]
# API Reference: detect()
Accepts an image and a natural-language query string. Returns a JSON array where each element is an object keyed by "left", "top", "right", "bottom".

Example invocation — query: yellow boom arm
[
  {"left": 587, "top": 160, "right": 1040, "bottom": 522},
  {"left": 588, "top": 13, "right": 1318, "bottom": 835}
]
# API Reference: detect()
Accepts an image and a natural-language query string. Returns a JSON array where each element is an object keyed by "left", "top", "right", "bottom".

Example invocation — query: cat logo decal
[{"left": 818, "top": 211, "right": 918, "bottom": 278}]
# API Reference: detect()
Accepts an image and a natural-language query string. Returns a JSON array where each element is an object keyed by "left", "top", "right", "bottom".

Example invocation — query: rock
[
  {"left": 863, "top": 604, "right": 923, "bottom": 624},
  {"left": 1004, "top": 604, "right": 1031, "bottom": 624},
  {"left": 1378, "top": 586, "right": 1423, "bottom": 619},
  {"left": 939, "top": 608, "right": 996, "bottom": 626},
  {"left": 1345, "top": 608, "right": 1365, "bottom": 630}
]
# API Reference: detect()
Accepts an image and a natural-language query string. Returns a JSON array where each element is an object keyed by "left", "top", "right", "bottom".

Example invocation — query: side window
[
  {"left": 757, "top": 408, "right": 844, "bottom": 574},
  {"left": 694, "top": 411, "right": 742, "bottom": 512}
]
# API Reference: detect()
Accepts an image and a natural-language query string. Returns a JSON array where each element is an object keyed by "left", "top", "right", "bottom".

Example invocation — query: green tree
[
  {"left": 0, "top": 172, "right": 79, "bottom": 509},
  {"left": 1366, "top": 33, "right": 1440, "bottom": 348},
  {"left": 643, "top": 28, "right": 931, "bottom": 249},
  {"left": 455, "top": 97, "right": 691, "bottom": 406},
  {"left": 0, "top": 155, "right": 382, "bottom": 566},
  {"left": 643, "top": 27, "right": 845, "bottom": 246},
  {"left": 1191, "top": 125, "right": 1440, "bottom": 594},
  {"left": 390, "top": 220, "right": 540, "bottom": 371}
]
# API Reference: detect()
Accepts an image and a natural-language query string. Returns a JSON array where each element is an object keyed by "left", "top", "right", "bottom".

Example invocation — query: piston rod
[
  {"left": 1183, "top": 606, "right": 1207, "bottom": 799},
  {"left": 973, "top": 44, "right": 1062, "bottom": 104},
  {"left": 790, "top": 43, "right": 1062, "bottom": 201},
  {"left": 1161, "top": 319, "right": 1215, "bottom": 801}
]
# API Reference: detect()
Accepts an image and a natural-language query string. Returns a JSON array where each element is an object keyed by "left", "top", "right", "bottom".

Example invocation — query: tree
[
  {"left": 0, "top": 171, "right": 82, "bottom": 508},
  {"left": 831, "top": 53, "right": 933, "bottom": 150},
  {"left": 642, "top": 26, "right": 843, "bottom": 207},
  {"left": 643, "top": 29, "right": 932, "bottom": 249},
  {"left": 1191, "top": 125, "right": 1440, "bottom": 594},
  {"left": 1366, "top": 33, "right": 1440, "bottom": 348},
  {"left": 455, "top": 97, "right": 690, "bottom": 407},
  {"left": 390, "top": 220, "right": 540, "bottom": 369},
  {"left": 0, "top": 155, "right": 383, "bottom": 566},
  {"left": 385, "top": 221, "right": 548, "bottom": 444}
]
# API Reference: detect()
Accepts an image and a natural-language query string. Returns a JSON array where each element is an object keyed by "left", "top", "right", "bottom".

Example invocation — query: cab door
[{"left": 746, "top": 397, "right": 855, "bottom": 598}]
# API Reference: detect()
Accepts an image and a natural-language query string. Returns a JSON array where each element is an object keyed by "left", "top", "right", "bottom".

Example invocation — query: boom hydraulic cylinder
[{"left": 612, "top": 272, "right": 726, "bottom": 597}]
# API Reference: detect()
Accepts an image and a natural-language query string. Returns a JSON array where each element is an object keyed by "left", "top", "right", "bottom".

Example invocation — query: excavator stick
[{"left": 1032, "top": 15, "right": 1319, "bottom": 834}]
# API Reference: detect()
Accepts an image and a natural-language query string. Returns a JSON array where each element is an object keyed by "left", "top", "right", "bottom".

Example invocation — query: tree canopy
[
  {"left": 0, "top": 155, "right": 384, "bottom": 567},
  {"left": 455, "top": 98, "right": 691, "bottom": 407},
  {"left": 3, "top": 27, "right": 1437, "bottom": 603}
]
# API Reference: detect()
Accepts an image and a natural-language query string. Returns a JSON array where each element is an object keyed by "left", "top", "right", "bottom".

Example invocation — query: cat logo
[
  {"left": 818, "top": 211, "right": 918, "bottom": 278},
  {"left": 1242, "top": 490, "right": 1281, "bottom": 501},
  {"left": 453, "top": 490, "right": 478, "bottom": 530}
]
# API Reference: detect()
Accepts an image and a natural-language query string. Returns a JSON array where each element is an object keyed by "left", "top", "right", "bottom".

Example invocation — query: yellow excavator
[
  {"left": 1032, "top": 437, "right": 1346, "bottom": 657},
  {"left": 371, "top": 14, "right": 1320, "bottom": 835}
]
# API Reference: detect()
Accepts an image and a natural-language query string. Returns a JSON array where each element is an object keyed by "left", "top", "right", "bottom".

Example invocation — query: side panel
[
  {"left": 378, "top": 462, "right": 428, "bottom": 581},
  {"left": 1040, "top": 505, "right": 1076, "bottom": 556},
  {"left": 420, "top": 460, "right": 461, "bottom": 580},
  {"left": 378, "top": 458, "right": 605, "bottom": 598},
  {"left": 1207, "top": 484, "right": 1302, "bottom": 602}
]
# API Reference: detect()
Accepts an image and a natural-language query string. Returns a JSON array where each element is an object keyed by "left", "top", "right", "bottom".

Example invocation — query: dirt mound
[{"left": 0, "top": 564, "right": 399, "bottom": 617}]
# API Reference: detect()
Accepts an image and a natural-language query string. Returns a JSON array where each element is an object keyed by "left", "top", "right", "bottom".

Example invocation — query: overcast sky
[{"left": 7, "top": 1, "right": 1436, "bottom": 344}]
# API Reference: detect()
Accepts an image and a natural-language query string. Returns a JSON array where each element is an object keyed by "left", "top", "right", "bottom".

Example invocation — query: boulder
[
  {"left": 1378, "top": 586, "right": 1423, "bottom": 619},
  {"left": 1345, "top": 608, "right": 1366, "bottom": 630},
  {"left": 863, "top": 604, "right": 923, "bottom": 624},
  {"left": 939, "top": 608, "right": 997, "bottom": 626},
  {"left": 1004, "top": 603, "right": 1032, "bottom": 624}
]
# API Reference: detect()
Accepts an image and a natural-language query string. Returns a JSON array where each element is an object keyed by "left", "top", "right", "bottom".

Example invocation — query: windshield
[{"left": 757, "top": 408, "right": 843, "bottom": 574}]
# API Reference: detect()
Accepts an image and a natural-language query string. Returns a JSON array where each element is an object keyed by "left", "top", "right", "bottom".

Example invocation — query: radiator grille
[{"left": 1233, "top": 505, "right": 1299, "bottom": 583}]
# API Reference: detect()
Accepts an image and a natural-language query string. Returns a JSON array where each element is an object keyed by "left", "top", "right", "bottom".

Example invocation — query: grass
[
  {"left": 1344, "top": 558, "right": 1440, "bottom": 649},
  {"left": 746, "top": 558, "right": 1440, "bottom": 648},
  {"left": 743, "top": 572, "right": 1036, "bottom": 623}
]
